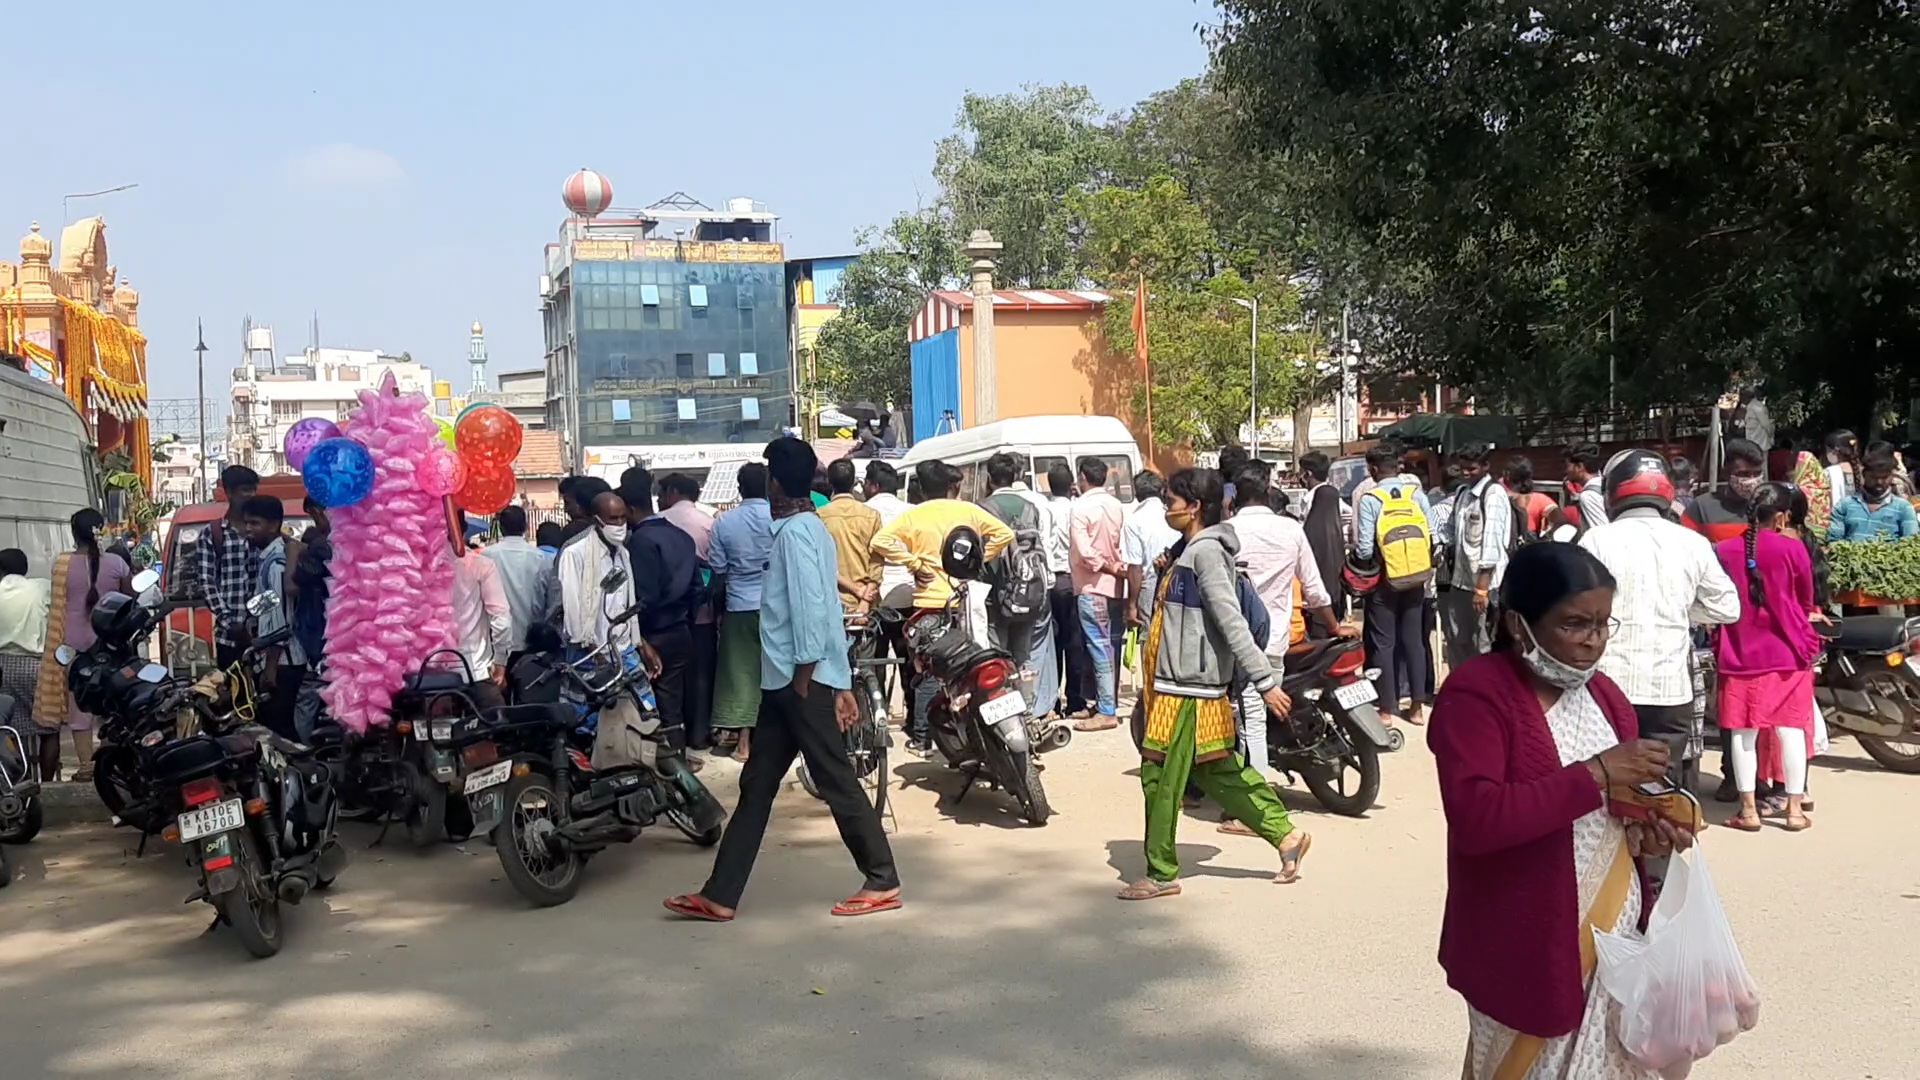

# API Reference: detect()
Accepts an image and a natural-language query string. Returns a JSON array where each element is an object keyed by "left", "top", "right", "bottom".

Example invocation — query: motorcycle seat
[
  {"left": 482, "top": 702, "right": 576, "bottom": 731},
  {"left": 399, "top": 670, "right": 472, "bottom": 696},
  {"left": 1833, "top": 616, "right": 1914, "bottom": 654}
]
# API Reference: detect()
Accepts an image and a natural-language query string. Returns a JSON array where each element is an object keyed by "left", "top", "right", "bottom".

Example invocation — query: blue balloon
[{"left": 302, "top": 437, "right": 376, "bottom": 508}]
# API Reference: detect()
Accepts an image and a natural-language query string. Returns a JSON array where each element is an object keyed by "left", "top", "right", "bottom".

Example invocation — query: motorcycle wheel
[
  {"left": 1855, "top": 673, "right": 1920, "bottom": 773},
  {"left": 215, "top": 837, "right": 284, "bottom": 959},
  {"left": 664, "top": 806, "right": 723, "bottom": 847},
  {"left": 1009, "top": 749, "right": 1051, "bottom": 827},
  {"left": 93, "top": 747, "right": 156, "bottom": 832},
  {"left": 496, "top": 770, "right": 583, "bottom": 907},
  {"left": 401, "top": 763, "right": 446, "bottom": 850},
  {"left": 0, "top": 798, "right": 43, "bottom": 845},
  {"left": 1298, "top": 714, "right": 1382, "bottom": 817}
]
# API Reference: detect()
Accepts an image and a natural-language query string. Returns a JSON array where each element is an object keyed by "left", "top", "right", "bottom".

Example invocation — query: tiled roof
[
  {"left": 513, "top": 430, "right": 564, "bottom": 478},
  {"left": 908, "top": 289, "right": 1111, "bottom": 342}
]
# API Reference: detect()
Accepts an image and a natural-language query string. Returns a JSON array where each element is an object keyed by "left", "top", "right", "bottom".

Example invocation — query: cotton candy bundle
[{"left": 320, "top": 371, "right": 456, "bottom": 733}]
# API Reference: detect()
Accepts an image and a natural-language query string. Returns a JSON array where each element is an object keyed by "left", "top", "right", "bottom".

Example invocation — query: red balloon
[
  {"left": 455, "top": 405, "right": 523, "bottom": 466},
  {"left": 454, "top": 457, "right": 517, "bottom": 516}
]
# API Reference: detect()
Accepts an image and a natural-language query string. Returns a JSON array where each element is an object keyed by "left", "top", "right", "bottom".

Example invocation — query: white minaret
[{"left": 468, "top": 320, "right": 489, "bottom": 399}]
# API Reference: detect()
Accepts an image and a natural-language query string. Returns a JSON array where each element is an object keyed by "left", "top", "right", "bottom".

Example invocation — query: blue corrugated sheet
[{"left": 910, "top": 329, "right": 961, "bottom": 442}]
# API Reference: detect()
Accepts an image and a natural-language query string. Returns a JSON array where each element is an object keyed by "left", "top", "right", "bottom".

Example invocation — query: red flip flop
[
  {"left": 831, "top": 894, "right": 903, "bottom": 917},
  {"left": 663, "top": 894, "right": 735, "bottom": 922}
]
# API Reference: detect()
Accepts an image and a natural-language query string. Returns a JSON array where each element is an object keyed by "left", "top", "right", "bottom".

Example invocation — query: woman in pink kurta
[{"left": 1713, "top": 483, "right": 1820, "bottom": 832}]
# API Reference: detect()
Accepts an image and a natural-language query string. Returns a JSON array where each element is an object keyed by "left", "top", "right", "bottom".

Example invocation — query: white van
[
  {"left": 898, "top": 415, "right": 1143, "bottom": 502},
  {"left": 0, "top": 363, "right": 101, "bottom": 574}
]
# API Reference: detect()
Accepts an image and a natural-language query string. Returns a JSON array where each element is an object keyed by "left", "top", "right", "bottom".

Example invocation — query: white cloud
[{"left": 283, "top": 143, "right": 406, "bottom": 192}]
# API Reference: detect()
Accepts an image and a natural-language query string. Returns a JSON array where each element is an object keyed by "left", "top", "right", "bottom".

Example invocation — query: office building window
[
  {"left": 740, "top": 352, "right": 759, "bottom": 375},
  {"left": 675, "top": 353, "right": 696, "bottom": 378},
  {"left": 641, "top": 283, "right": 661, "bottom": 306},
  {"left": 707, "top": 352, "right": 727, "bottom": 377},
  {"left": 677, "top": 398, "right": 697, "bottom": 421},
  {"left": 611, "top": 399, "right": 631, "bottom": 422},
  {"left": 741, "top": 397, "right": 760, "bottom": 421},
  {"left": 688, "top": 284, "right": 708, "bottom": 308}
]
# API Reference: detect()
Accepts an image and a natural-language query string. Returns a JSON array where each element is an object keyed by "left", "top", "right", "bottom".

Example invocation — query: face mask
[
  {"left": 598, "top": 523, "right": 628, "bottom": 544},
  {"left": 1165, "top": 506, "right": 1198, "bottom": 533},
  {"left": 1862, "top": 483, "right": 1890, "bottom": 502},
  {"left": 1727, "top": 475, "right": 1761, "bottom": 500},
  {"left": 1518, "top": 620, "right": 1597, "bottom": 691}
]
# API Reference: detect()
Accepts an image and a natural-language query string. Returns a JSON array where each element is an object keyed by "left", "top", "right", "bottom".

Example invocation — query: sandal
[
  {"left": 1783, "top": 814, "right": 1813, "bottom": 832},
  {"left": 1757, "top": 795, "right": 1789, "bottom": 818},
  {"left": 663, "top": 894, "right": 735, "bottom": 922},
  {"left": 1721, "top": 813, "right": 1763, "bottom": 833},
  {"left": 1117, "top": 879, "right": 1182, "bottom": 901},
  {"left": 1276, "top": 831, "right": 1313, "bottom": 884},
  {"left": 831, "top": 892, "right": 902, "bottom": 917},
  {"left": 1072, "top": 714, "right": 1121, "bottom": 733},
  {"left": 1217, "top": 818, "right": 1259, "bottom": 837}
]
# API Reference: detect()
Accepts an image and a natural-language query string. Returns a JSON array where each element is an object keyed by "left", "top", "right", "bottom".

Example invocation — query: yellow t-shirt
[{"left": 870, "top": 498, "right": 1015, "bottom": 608}]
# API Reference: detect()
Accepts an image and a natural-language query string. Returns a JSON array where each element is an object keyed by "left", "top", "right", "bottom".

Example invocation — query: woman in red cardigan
[{"left": 1431, "top": 542, "right": 1693, "bottom": 1079}]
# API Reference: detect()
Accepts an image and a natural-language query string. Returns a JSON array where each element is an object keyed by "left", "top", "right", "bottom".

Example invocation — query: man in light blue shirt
[
  {"left": 667, "top": 438, "right": 900, "bottom": 924},
  {"left": 706, "top": 463, "right": 776, "bottom": 754},
  {"left": 1828, "top": 451, "right": 1919, "bottom": 542}
]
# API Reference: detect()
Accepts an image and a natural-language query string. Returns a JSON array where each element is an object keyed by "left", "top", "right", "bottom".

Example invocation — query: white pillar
[{"left": 963, "top": 229, "right": 1003, "bottom": 427}]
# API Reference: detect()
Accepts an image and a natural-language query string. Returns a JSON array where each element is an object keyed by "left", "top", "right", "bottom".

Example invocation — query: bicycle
[{"left": 796, "top": 609, "right": 899, "bottom": 819}]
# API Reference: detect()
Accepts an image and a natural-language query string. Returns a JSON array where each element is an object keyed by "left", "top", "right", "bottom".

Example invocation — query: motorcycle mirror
[
  {"left": 137, "top": 664, "right": 169, "bottom": 684},
  {"left": 130, "top": 568, "right": 161, "bottom": 595},
  {"left": 54, "top": 644, "right": 75, "bottom": 666},
  {"left": 246, "top": 591, "right": 279, "bottom": 616}
]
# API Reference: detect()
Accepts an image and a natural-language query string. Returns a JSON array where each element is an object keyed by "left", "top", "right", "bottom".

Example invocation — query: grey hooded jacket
[{"left": 1150, "top": 524, "right": 1278, "bottom": 699}]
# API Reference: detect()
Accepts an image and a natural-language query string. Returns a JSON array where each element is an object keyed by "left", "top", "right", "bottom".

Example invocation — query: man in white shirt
[
  {"left": 862, "top": 461, "right": 915, "bottom": 711},
  {"left": 451, "top": 517, "right": 515, "bottom": 710},
  {"left": 480, "top": 505, "right": 556, "bottom": 656},
  {"left": 1121, "top": 470, "right": 1182, "bottom": 628},
  {"left": 1226, "top": 463, "right": 1350, "bottom": 785},
  {"left": 1042, "top": 462, "right": 1093, "bottom": 717},
  {"left": 1437, "top": 443, "right": 1513, "bottom": 672},
  {"left": 1579, "top": 450, "right": 1740, "bottom": 800}
]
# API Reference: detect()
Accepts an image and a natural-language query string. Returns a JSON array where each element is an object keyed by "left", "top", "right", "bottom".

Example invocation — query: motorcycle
[
  {"left": 468, "top": 606, "right": 727, "bottom": 907},
  {"left": 1813, "top": 615, "right": 1920, "bottom": 773},
  {"left": 906, "top": 527, "right": 1064, "bottom": 826},
  {"left": 1265, "top": 637, "right": 1393, "bottom": 817},
  {"left": 0, "top": 693, "right": 42, "bottom": 886}
]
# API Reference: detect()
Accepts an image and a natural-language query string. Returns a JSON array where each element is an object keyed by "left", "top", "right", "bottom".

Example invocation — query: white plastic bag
[
  {"left": 1594, "top": 848, "right": 1761, "bottom": 1079},
  {"left": 1598, "top": 851, "right": 1763, "bottom": 1077}
]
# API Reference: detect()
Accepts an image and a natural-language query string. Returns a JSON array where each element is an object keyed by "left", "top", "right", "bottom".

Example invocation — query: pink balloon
[{"left": 418, "top": 446, "right": 468, "bottom": 497}]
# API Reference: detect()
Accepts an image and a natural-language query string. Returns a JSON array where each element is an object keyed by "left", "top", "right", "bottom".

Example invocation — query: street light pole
[
  {"left": 1230, "top": 297, "right": 1258, "bottom": 457},
  {"left": 194, "top": 320, "right": 208, "bottom": 502}
]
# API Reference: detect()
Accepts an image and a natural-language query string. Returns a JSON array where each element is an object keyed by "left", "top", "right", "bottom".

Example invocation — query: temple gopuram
[{"left": 0, "top": 218, "right": 151, "bottom": 486}]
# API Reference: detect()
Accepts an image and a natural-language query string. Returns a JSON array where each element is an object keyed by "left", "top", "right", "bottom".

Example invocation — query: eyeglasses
[{"left": 1554, "top": 616, "right": 1622, "bottom": 643}]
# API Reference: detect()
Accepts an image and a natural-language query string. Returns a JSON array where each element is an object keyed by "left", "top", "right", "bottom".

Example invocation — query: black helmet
[
  {"left": 1601, "top": 449, "right": 1676, "bottom": 517},
  {"left": 88, "top": 592, "right": 148, "bottom": 644},
  {"left": 941, "top": 526, "right": 983, "bottom": 581}
]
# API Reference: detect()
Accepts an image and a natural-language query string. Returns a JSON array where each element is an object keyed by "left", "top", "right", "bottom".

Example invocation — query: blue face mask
[{"left": 1518, "top": 621, "right": 1597, "bottom": 691}]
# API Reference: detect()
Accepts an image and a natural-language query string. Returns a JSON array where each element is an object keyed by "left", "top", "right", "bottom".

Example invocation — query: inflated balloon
[
  {"left": 455, "top": 405, "right": 523, "bottom": 465},
  {"left": 284, "top": 417, "right": 342, "bottom": 471},
  {"left": 418, "top": 445, "right": 468, "bottom": 497},
  {"left": 301, "top": 437, "right": 376, "bottom": 507},
  {"left": 434, "top": 415, "right": 457, "bottom": 449},
  {"left": 454, "top": 457, "right": 517, "bottom": 515}
]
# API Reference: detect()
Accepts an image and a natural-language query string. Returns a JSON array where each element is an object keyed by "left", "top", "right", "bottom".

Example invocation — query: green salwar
[{"left": 1141, "top": 696, "right": 1294, "bottom": 883}]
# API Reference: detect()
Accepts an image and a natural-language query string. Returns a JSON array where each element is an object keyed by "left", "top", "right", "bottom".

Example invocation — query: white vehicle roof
[{"left": 898, "top": 415, "right": 1138, "bottom": 468}]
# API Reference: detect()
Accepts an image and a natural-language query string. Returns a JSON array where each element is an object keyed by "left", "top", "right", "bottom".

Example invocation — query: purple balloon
[{"left": 284, "top": 417, "right": 343, "bottom": 470}]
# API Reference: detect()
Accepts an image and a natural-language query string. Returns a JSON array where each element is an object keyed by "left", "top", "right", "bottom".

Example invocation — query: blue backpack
[{"left": 1236, "top": 567, "right": 1271, "bottom": 652}]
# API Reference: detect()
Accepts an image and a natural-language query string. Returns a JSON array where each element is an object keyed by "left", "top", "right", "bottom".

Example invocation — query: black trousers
[
  {"left": 262, "top": 663, "right": 304, "bottom": 741},
  {"left": 685, "top": 621, "right": 717, "bottom": 749},
  {"left": 1049, "top": 574, "right": 1092, "bottom": 713},
  {"left": 700, "top": 683, "right": 899, "bottom": 909},
  {"left": 647, "top": 623, "right": 693, "bottom": 752},
  {"left": 1365, "top": 586, "right": 1430, "bottom": 717},
  {"left": 1393, "top": 594, "right": 1438, "bottom": 699}
]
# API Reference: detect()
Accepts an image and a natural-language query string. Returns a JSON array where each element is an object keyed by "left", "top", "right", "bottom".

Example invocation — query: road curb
[{"left": 36, "top": 781, "right": 109, "bottom": 828}]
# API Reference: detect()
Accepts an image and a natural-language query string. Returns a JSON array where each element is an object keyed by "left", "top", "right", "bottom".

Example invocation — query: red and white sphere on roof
[{"left": 562, "top": 168, "right": 613, "bottom": 218}]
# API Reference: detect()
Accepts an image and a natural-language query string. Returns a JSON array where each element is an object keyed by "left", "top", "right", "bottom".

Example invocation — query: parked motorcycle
[
  {"left": 1814, "top": 615, "right": 1920, "bottom": 773},
  {"left": 313, "top": 649, "right": 482, "bottom": 848},
  {"left": 906, "top": 527, "right": 1065, "bottom": 826},
  {"left": 0, "top": 692, "right": 42, "bottom": 886},
  {"left": 469, "top": 608, "right": 727, "bottom": 907},
  {"left": 1265, "top": 637, "right": 1392, "bottom": 816}
]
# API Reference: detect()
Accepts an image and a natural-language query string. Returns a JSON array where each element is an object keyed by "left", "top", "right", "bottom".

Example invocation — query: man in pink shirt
[
  {"left": 657, "top": 473, "right": 719, "bottom": 752},
  {"left": 452, "top": 523, "right": 514, "bottom": 711},
  {"left": 1067, "top": 457, "right": 1127, "bottom": 728}
]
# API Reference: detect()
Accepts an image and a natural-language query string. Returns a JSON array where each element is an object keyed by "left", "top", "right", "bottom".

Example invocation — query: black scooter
[{"left": 1814, "top": 615, "right": 1920, "bottom": 773}]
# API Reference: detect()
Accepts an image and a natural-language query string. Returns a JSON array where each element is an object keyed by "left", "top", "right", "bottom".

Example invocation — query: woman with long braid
[
  {"left": 32, "top": 509, "right": 131, "bottom": 782},
  {"left": 1713, "top": 483, "right": 1820, "bottom": 832}
]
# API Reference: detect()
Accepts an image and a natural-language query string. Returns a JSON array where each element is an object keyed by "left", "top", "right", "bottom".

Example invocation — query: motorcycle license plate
[
  {"left": 463, "top": 760, "right": 512, "bottom": 795},
  {"left": 430, "top": 720, "right": 455, "bottom": 742},
  {"left": 1332, "top": 681, "right": 1379, "bottom": 710},
  {"left": 978, "top": 691, "right": 1028, "bottom": 724},
  {"left": 178, "top": 798, "right": 244, "bottom": 842}
]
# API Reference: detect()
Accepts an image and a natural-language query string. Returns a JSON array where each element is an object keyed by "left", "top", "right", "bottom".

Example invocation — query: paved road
[{"left": 2, "top": 718, "right": 1915, "bottom": 1079}]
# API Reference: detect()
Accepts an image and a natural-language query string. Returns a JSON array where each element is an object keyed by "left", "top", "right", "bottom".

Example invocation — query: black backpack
[{"left": 985, "top": 492, "right": 1050, "bottom": 623}]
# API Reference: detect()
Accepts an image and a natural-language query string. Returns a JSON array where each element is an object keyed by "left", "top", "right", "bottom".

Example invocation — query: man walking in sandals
[{"left": 665, "top": 437, "right": 901, "bottom": 923}]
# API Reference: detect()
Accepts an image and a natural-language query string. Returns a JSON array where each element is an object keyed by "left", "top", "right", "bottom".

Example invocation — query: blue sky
[{"left": 3, "top": 2, "right": 1211, "bottom": 401}]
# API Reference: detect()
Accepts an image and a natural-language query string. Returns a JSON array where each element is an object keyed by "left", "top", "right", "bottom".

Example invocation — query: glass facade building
[{"left": 553, "top": 258, "right": 788, "bottom": 447}]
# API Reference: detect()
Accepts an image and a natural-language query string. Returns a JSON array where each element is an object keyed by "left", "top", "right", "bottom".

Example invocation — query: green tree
[
  {"left": 1209, "top": 0, "right": 1920, "bottom": 428},
  {"left": 934, "top": 83, "right": 1114, "bottom": 288},
  {"left": 811, "top": 208, "right": 964, "bottom": 406}
]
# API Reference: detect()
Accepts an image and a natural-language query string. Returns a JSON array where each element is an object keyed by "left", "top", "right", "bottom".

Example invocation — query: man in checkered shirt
[{"left": 197, "top": 465, "right": 264, "bottom": 669}]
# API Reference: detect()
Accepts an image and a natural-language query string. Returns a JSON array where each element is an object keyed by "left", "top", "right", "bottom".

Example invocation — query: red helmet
[{"left": 1601, "top": 449, "right": 1676, "bottom": 516}]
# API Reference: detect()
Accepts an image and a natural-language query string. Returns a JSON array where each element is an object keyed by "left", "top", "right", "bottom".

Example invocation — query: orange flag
[{"left": 1134, "top": 273, "right": 1153, "bottom": 452}]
